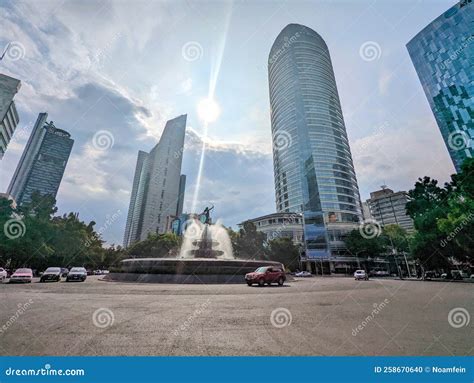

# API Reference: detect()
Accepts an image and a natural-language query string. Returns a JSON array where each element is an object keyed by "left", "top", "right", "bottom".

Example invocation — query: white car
[
  {"left": 295, "top": 271, "right": 312, "bottom": 277},
  {"left": 0, "top": 267, "right": 7, "bottom": 281},
  {"left": 354, "top": 270, "right": 368, "bottom": 280}
]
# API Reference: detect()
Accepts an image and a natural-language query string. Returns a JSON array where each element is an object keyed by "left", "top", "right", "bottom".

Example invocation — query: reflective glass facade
[
  {"left": 268, "top": 24, "right": 362, "bottom": 258},
  {"left": 7, "top": 113, "right": 74, "bottom": 205},
  {"left": 123, "top": 115, "right": 187, "bottom": 247},
  {"left": 0, "top": 73, "right": 21, "bottom": 159},
  {"left": 407, "top": 1, "right": 473, "bottom": 172}
]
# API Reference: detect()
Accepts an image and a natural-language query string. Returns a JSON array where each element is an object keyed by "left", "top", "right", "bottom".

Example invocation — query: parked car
[
  {"left": 452, "top": 271, "right": 463, "bottom": 280},
  {"left": 40, "top": 267, "right": 62, "bottom": 282},
  {"left": 374, "top": 270, "right": 389, "bottom": 277},
  {"left": 66, "top": 267, "right": 87, "bottom": 282},
  {"left": 61, "top": 268, "right": 69, "bottom": 277},
  {"left": 9, "top": 268, "right": 33, "bottom": 283},
  {"left": 245, "top": 266, "right": 286, "bottom": 286},
  {"left": 423, "top": 271, "right": 436, "bottom": 280},
  {"left": 0, "top": 267, "right": 7, "bottom": 281},
  {"left": 295, "top": 271, "right": 312, "bottom": 277},
  {"left": 354, "top": 270, "right": 368, "bottom": 280}
]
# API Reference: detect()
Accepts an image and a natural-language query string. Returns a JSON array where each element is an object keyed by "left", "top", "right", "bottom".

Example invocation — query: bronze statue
[{"left": 201, "top": 205, "right": 214, "bottom": 225}]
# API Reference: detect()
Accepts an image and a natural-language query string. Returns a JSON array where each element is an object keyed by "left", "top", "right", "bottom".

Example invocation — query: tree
[
  {"left": 345, "top": 228, "right": 385, "bottom": 257},
  {"left": 265, "top": 237, "right": 300, "bottom": 271},
  {"left": 406, "top": 158, "right": 473, "bottom": 270},
  {"left": 382, "top": 224, "right": 410, "bottom": 254},
  {"left": 127, "top": 232, "right": 180, "bottom": 258},
  {"left": 234, "top": 221, "right": 267, "bottom": 260},
  {"left": 0, "top": 192, "right": 125, "bottom": 271}
]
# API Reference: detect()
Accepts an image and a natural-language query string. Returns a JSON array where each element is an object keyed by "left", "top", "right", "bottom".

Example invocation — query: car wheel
[
  {"left": 246, "top": 282, "right": 252, "bottom": 286},
  {"left": 258, "top": 278, "right": 265, "bottom": 287},
  {"left": 278, "top": 277, "right": 284, "bottom": 286}
]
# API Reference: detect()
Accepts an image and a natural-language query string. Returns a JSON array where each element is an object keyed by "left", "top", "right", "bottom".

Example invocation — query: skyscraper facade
[
  {"left": 123, "top": 115, "right": 187, "bottom": 247},
  {"left": 407, "top": 1, "right": 473, "bottom": 172},
  {"left": 268, "top": 24, "right": 362, "bottom": 271},
  {"left": 0, "top": 73, "right": 21, "bottom": 159},
  {"left": 7, "top": 113, "right": 74, "bottom": 205}
]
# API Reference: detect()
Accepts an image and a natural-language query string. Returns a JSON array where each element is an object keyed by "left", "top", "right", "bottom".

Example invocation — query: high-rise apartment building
[
  {"left": 0, "top": 73, "right": 21, "bottom": 159},
  {"left": 268, "top": 24, "right": 362, "bottom": 272},
  {"left": 407, "top": 1, "right": 473, "bottom": 172},
  {"left": 7, "top": 113, "right": 74, "bottom": 205},
  {"left": 366, "top": 187, "right": 414, "bottom": 233},
  {"left": 123, "top": 115, "right": 187, "bottom": 247}
]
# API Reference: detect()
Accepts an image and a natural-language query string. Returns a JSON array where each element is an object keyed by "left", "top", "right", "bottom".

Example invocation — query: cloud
[{"left": 352, "top": 118, "right": 455, "bottom": 200}]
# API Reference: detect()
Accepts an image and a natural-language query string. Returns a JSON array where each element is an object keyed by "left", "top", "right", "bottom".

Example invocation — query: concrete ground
[{"left": 0, "top": 276, "right": 472, "bottom": 356}]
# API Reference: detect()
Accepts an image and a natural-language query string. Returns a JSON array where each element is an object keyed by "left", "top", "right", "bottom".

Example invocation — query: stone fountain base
[{"left": 103, "top": 258, "right": 283, "bottom": 284}]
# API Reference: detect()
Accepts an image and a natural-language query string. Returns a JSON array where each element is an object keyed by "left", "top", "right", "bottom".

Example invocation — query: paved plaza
[{"left": 0, "top": 277, "right": 472, "bottom": 356}]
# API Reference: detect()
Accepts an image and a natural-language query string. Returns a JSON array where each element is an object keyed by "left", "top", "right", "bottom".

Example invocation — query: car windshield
[
  {"left": 70, "top": 268, "right": 85, "bottom": 272},
  {"left": 45, "top": 267, "right": 61, "bottom": 273},
  {"left": 16, "top": 268, "right": 31, "bottom": 273},
  {"left": 356, "top": 270, "right": 364, "bottom": 273},
  {"left": 255, "top": 267, "right": 268, "bottom": 273}
]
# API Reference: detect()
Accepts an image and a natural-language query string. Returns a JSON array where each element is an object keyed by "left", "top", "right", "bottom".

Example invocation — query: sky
[{"left": 0, "top": 0, "right": 457, "bottom": 245}]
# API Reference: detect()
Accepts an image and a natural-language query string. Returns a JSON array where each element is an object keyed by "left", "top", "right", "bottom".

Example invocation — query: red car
[
  {"left": 245, "top": 266, "right": 286, "bottom": 287},
  {"left": 9, "top": 268, "right": 33, "bottom": 283}
]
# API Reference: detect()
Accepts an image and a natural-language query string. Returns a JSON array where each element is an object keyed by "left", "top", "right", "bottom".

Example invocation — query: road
[{"left": 0, "top": 276, "right": 472, "bottom": 356}]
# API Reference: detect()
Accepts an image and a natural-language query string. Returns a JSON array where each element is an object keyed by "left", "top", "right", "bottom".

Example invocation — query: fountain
[{"left": 104, "top": 206, "right": 283, "bottom": 284}]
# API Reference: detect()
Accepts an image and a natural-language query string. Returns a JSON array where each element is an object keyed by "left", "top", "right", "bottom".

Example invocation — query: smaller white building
[{"left": 239, "top": 212, "right": 304, "bottom": 245}]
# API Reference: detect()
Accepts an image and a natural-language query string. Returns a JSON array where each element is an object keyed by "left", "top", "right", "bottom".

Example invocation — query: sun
[{"left": 197, "top": 98, "right": 220, "bottom": 123}]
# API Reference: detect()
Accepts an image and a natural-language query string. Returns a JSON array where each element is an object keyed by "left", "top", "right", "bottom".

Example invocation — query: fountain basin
[{"left": 103, "top": 258, "right": 284, "bottom": 284}]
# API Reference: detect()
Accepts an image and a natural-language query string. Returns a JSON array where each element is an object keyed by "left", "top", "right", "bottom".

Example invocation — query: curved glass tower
[
  {"left": 268, "top": 24, "right": 362, "bottom": 262},
  {"left": 407, "top": 1, "right": 473, "bottom": 172}
]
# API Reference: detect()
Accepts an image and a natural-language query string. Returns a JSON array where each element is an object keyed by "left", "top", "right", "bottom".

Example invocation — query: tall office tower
[
  {"left": 7, "top": 113, "right": 74, "bottom": 206},
  {"left": 0, "top": 73, "right": 21, "bottom": 159},
  {"left": 268, "top": 24, "right": 362, "bottom": 272},
  {"left": 407, "top": 1, "right": 473, "bottom": 172},
  {"left": 366, "top": 187, "right": 415, "bottom": 233},
  {"left": 123, "top": 115, "right": 187, "bottom": 247}
]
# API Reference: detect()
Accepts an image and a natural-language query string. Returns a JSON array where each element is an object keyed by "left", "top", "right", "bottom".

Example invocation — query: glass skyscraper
[
  {"left": 268, "top": 24, "right": 362, "bottom": 267},
  {"left": 0, "top": 73, "right": 21, "bottom": 159},
  {"left": 123, "top": 115, "right": 187, "bottom": 247},
  {"left": 7, "top": 112, "right": 74, "bottom": 205},
  {"left": 407, "top": 1, "right": 473, "bottom": 172}
]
